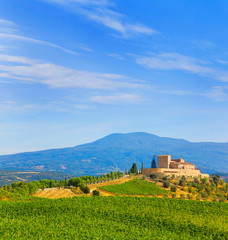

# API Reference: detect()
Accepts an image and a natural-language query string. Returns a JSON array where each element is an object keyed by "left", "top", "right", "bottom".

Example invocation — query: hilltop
[{"left": 0, "top": 132, "right": 227, "bottom": 175}]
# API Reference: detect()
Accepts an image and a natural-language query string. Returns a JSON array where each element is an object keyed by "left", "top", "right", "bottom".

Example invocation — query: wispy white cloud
[
  {"left": 106, "top": 53, "right": 124, "bottom": 60},
  {"left": 0, "top": 54, "right": 142, "bottom": 89},
  {"left": 43, "top": 0, "right": 157, "bottom": 38},
  {"left": 0, "top": 33, "right": 79, "bottom": 55},
  {"left": 217, "top": 59, "right": 228, "bottom": 65},
  {"left": 90, "top": 93, "right": 144, "bottom": 104},
  {"left": 136, "top": 52, "right": 228, "bottom": 83},
  {"left": 203, "top": 86, "right": 228, "bottom": 102},
  {"left": 0, "top": 19, "right": 17, "bottom": 33}
]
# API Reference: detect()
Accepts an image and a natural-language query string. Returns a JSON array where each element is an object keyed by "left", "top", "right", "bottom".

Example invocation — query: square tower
[{"left": 158, "top": 155, "right": 171, "bottom": 168}]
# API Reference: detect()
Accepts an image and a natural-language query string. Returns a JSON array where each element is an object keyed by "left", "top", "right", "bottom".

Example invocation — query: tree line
[{"left": 0, "top": 171, "right": 124, "bottom": 196}]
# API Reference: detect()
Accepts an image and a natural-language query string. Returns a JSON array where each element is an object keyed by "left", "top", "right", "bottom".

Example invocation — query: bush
[
  {"left": 201, "top": 177, "right": 208, "bottom": 185},
  {"left": 187, "top": 194, "right": 193, "bottom": 200},
  {"left": 162, "top": 176, "right": 168, "bottom": 181},
  {"left": 201, "top": 191, "right": 208, "bottom": 199},
  {"left": 196, "top": 195, "right": 200, "bottom": 201},
  {"left": 181, "top": 176, "right": 186, "bottom": 181},
  {"left": 142, "top": 175, "right": 147, "bottom": 180},
  {"left": 179, "top": 179, "right": 185, "bottom": 187},
  {"left": 180, "top": 194, "right": 185, "bottom": 200},
  {"left": 163, "top": 180, "right": 170, "bottom": 188},
  {"left": 170, "top": 185, "right": 177, "bottom": 192},
  {"left": 150, "top": 174, "right": 157, "bottom": 180},
  {"left": 80, "top": 186, "right": 90, "bottom": 194},
  {"left": 92, "top": 190, "right": 100, "bottom": 196},
  {"left": 172, "top": 193, "right": 177, "bottom": 199}
]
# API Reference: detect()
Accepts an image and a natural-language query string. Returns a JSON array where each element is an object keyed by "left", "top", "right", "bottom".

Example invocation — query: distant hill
[
  {"left": 0, "top": 132, "right": 227, "bottom": 176},
  {"left": 0, "top": 170, "right": 73, "bottom": 186}
]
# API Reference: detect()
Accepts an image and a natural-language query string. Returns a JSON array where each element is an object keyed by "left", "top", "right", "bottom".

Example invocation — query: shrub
[
  {"left": 92, "top": 190, "right": 100, "bottom": 196},
  {"left": 187, "top": 194, "right": 193, "bottom": 200},
  {"left": 162, "top": 176, "right": 168, "bottom": 181},
  {"left": 179, "top": 179, "right": 185, "bottom": 187},
  {"left": 163, "top": 180, "right": 170, "bottom": 188},
  {"left": 181, "top": 176, "right": 186, "bottom": 181},
  {"left": 170, "top": 185, "right": 177, "bottom": 192},
  {"left": 201, "top": 177, "right": 208, "bottom": 185},
  {"left": 150, "top": 174, "right": 157, "bottom": 180},
  {"left": 180, "top": 194, "right": 185, "bottom": 200},
  {"left": 196, "top": 195, "right": 200, "bottom": 201},
  {"left": 80, "top": 186, "right": 90, "bottom": 194},
  {"left": 172, "top": 193, "right": 177, "bottom": 199},
  {"left": 191, "top": 188, "right": 196, "bottom": 195},
  {"left": 142, "top": 175, "right": 147, "bottom": 180}
]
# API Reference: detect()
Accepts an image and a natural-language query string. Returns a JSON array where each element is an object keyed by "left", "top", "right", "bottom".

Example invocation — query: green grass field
[
  {"left": 0, "top": 197, "right": 227, "bottom": 239},
  {"left": 99, "top": 179, "right": 167, "bottom": 195}
]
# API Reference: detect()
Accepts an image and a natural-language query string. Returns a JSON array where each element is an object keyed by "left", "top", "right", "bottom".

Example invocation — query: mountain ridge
[{"left": 0, "top": 132, "right": 227, "bottom": 175}]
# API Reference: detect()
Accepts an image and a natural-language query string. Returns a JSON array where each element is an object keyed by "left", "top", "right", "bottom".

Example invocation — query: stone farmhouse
[{"left": 143, "top": 155, "right": 209, "bottom": 178}]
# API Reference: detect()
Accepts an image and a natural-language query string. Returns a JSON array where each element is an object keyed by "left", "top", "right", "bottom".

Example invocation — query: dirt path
[{"left": 33, "top": 177, "right": 132, "bottom": 198}]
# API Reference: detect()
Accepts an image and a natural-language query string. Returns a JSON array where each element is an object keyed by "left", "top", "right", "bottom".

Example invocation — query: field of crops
[
  {"left": 99, "top": 179, "right": 167, "bottom": 196},
  {"left": 0, "top": 196, "right": 227, "bottom": 239}
]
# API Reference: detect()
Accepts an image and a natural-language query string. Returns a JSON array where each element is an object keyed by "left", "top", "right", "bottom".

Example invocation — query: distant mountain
[{"left": 0, "top": 132, "right": 227, "bottom": 176}]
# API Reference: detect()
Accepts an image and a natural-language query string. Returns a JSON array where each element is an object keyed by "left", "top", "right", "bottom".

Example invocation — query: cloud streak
[
  {"left": 136, "top": 53, "right": 228, "bottom": 83},
  {"left": 90, "top": 93, "right": 144, "bottom": 104},
  {"left": 0, "top": 54, "right": 142, "bottom": 90},
  {"left": 43, "top": 0, "right": 157, "bottom": 38},
  {"left": 0, "top": 33, "right": 78, "bottom": 55}
]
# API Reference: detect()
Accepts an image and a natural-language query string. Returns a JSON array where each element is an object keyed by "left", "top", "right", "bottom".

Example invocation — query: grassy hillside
[
  {"left": 100, "top": 179, "right": 167, "bottom": 196},
  {"left": 0, "top": 132, "right": 227, "bottom": 175},
  {"left": 0, "top": 197, "right": 227, "bottom": 239}
]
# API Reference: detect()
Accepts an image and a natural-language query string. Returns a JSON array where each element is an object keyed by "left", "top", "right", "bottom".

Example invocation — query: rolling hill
[{"left": 0, "top": 132, "right": 227, "bottom": 176}]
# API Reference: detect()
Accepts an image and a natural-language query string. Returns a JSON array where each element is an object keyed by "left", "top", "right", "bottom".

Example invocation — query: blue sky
[{"left": 0, "top": 0, "right": 228, "bottom": 154}]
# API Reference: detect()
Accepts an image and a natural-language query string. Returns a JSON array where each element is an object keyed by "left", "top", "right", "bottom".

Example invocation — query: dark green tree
[
  {"left": 213, "top": 174, "right": 220, "bottom": 186},
  {"left": 80, "top": 186, "right": 90, "bottom": 194},
  {"left": 92, "top": 190, "right": 100, "bottom": 196},
  {"left": 141, "top": 162, "right": 144, "bottom": 173},
  {"left": 68, "top": 177, "right": 84, "bottom": 188},
  {"left": 151, "top": 154, "right": 157, "bottom": 168},
  {"left": 64, "top": 177, "right": 68, "bottom": 188},
  {"left": 170, "top": 185, "right": 177, "bottom": 192},
  {"left": 130, "top": 163, "right": 138, "bottom": 174},
  {"left": 163, "top": 180, "right": 170, "bottom": 188}
]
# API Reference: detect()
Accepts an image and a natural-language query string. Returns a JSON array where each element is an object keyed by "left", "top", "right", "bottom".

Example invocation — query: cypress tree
[
  {"left": 130, "top": 163, "right": 138, "bottom": 174},
  {"left": 151, "top": 154, "right": 157, "bottom": 168}
]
